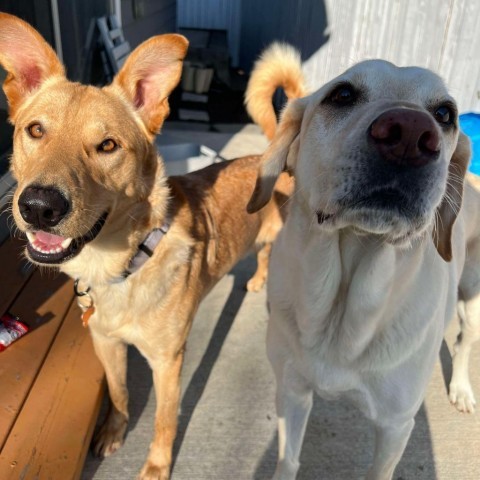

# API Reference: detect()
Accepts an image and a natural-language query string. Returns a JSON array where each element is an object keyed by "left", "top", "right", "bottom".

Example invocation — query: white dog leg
[
  {"left": 267, "top": 320, "right": 314, "bottom": 480},
  {"left": 449, "top": 295, "right": 480, "bottom": 412},
  {"left": 365, "top": 419, "right": 414, "bottom": 480},
  {"left": 273, "top": 381, "right": 313, "bottom": 480}
]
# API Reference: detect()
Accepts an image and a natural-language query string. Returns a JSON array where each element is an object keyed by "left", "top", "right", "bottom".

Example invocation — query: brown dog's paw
[
  {"left": 92, "top": 416, "right": 128, "bottom": 457},
  {"left": 246, "top": 275, "right": 266, "bottom": 292},
  {"left": 137, "top": 462, "right": 171, "bottom": 480}
]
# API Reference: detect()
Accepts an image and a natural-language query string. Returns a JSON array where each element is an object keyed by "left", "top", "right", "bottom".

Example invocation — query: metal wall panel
[
  {"left": 121, "top": 0, "right": 177, "bottom": 49},
  {"left": 239, "top": 0, "right": 329, "bottom": 73},
  {"left": 177, "top": 0, "right": 241, "bottom": 66}
]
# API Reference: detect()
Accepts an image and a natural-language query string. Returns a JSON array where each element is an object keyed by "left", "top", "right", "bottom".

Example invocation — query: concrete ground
[{"left": 82, "top": 124, "right": 480, "bottom": 480}]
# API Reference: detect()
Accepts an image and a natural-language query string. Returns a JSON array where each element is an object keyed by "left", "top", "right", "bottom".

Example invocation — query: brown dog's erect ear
[
  {"left": 247, "top": 97, "right": 307, "bottom": 213},
  {"left": 112, "top": 34, "right": 188, "bottom": 135},
  {"left": 433, "top": 132, "right": 471, "bottom": 262},
  {"left": 0, "top": 13, "right": 65, "bottom": 121}
]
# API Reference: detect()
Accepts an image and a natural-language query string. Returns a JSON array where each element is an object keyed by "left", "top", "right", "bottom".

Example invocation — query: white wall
[{"left": 303, "top": 0, "right": 480, "bottom": 113}]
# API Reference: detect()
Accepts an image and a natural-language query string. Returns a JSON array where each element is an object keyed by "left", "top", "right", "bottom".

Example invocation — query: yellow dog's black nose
[{"left": 18, "top": 186, "right": 70, "bottom": 229}]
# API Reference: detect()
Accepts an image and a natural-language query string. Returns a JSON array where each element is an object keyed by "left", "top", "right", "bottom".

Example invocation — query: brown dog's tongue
[{"left": 35, "top": 231, "right": 66, "bottom": 248}]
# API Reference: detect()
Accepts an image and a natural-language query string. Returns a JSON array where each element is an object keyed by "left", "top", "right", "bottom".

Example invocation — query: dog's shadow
[
  {"left": 172, "top": 264, "right": 250, "bottom": 466},
  {"left": 254, "top": 399, "right": 438, "bottom": 479},
  {"left": 254, "top": 340, "right": 458, "bottom": 479}
]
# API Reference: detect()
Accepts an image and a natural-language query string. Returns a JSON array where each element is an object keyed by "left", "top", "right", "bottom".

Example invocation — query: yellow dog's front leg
[
  {"left": 90, "top": 330, "right": 130, "bottom": 457},
  {"left": 137, "top": 350, "right": 184, "bottom": 480}
]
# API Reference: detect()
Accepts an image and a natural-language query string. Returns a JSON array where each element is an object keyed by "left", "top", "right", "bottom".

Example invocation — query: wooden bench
[{"left": 0, "top": 231, "right": 105, "bottom": 480}]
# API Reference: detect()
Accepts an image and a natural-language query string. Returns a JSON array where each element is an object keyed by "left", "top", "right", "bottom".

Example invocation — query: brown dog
[{"left": 0, "top": 13, "right": 289, "bottom": 479}]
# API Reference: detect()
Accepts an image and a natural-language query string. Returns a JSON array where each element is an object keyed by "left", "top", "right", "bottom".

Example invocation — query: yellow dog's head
[{"left": 0, "top": 13, "right": 187, "bottom": 265}]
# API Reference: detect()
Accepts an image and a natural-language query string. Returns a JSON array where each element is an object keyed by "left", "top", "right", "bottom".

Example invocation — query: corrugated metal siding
[
  {"left": 121, "top": 0, "right": 177, "bottom": 49},
  {"left": 299, "top": 0, "right": 480, "bottom": 113},
  {"left": 239, "top": 0, "right": 329, "bottom": 71},
  {"left": 177, "top": 0, "right": 241, "bottom": 66}
]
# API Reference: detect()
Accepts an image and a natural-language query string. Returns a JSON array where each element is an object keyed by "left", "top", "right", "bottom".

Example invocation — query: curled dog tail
[{"left": 245, "top": 43, "right": 307, "bottom": 140}]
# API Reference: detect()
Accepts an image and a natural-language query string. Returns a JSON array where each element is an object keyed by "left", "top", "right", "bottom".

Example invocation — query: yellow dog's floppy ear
[
  {"left": 112, "top": 34, "right": 188, "bottom": 136},
  {"left": 0, "top": 13, "right": 65, "bottom": 122},
  {"left": 247, "top": 97, "right": 307, "bottom": 213},
  {"left": 433, "top": 132, "right": 471, "bottom": 262}
]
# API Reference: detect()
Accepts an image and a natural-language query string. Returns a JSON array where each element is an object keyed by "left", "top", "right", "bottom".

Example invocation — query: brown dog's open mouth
[
  {"left": 25, "top": 212, "right": 108, "bottom": 264},
  {"left": 317, "top": 211, "right": 335, "bottom": 224}
]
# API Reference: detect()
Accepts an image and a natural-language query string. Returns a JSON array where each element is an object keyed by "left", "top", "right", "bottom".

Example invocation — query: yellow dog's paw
[
  {"left": 92, "top": 416, "right": 128, "bottom": 457},
  {"left": 137, "top": 462, "right": 171, "bottom": 480},
  {"left": 449, "top": 382, "right": 476, "bottom": 413},
  {"left": 246, "top": 275, "right": 266, "bottom": 292}
]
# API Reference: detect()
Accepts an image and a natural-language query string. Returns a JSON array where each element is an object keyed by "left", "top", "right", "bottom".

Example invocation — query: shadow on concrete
[
  {"left": 254, "top": 398, "right": 438, "bottom": 479},
  {"left": 439, "top": 339, "right": 453, "bottom": 395},
  {"left": 172, "top": 270, "right": 249, "bottom": 468}
]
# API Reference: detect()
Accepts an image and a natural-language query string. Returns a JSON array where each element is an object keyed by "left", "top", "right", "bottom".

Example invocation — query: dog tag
[{"left": 81, "top": 306, "right": 95, "bottom": 328}]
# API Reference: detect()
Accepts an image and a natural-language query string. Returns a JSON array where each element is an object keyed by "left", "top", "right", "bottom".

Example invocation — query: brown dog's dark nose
[
  {"left": 369, "top": 108, "right": 441, "bottom": 167},
  {"left": 18, "top": 186, "right": 70, "bottom": 229}
]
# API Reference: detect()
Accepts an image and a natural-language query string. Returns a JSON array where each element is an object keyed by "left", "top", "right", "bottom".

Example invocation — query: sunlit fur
[
  {"left": 0, "top": 13, "right": 290, "bottom": 480},
  {"left": 245, "top": 42, "right": 307, "bottom": 140},
  {"left": 249, "top": 46, "right": 480, "bottom": 480}
]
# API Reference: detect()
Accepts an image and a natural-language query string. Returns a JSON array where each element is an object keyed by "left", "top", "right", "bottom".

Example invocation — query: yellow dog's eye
[
  {"left": 27, "top": 123, "right": 44, "bottom": 139},
  {"left": 98, "top": 139, "right": 118, "bottom": 153},
  {"left": 328, "top": 84, "right": 357, "bottom": 106},
  {"left": 434, "top": 106, "right": 454, "bottom": 125}
]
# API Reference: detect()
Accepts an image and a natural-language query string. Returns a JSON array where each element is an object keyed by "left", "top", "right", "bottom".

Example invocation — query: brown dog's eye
[
  {"left": 434, "top": 106, "right": 454, "bottom": 125},
  {"left": 27, "top": 123, "right": 44, "bottom": 138},
  {"left": 328, "top": 84, "right": 357, "bottom": 106},
  {"left": 98, "top": 139, "right": 118, "bottom": 153}
]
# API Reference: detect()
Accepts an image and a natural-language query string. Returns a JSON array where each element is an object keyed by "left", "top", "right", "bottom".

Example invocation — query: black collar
[
  {"left": 123, "top": 221, "right": 170, "bottom": 278},
  {"left": 74, "top": 220, "right": 170, "bottom": 300}
]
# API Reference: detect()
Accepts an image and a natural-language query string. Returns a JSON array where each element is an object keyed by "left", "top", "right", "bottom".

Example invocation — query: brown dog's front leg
[
  {"left": 90, "top": 331, "right": 129, "bottom": 457},
  {"left": 138, "top": 351, "right": 184, "bottom": 480},
  {"left": 246, "top": 242, "right": 272, "bottom": 292}
]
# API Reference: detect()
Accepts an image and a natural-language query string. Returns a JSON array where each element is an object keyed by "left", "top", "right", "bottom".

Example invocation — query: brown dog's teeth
[
  {"left": 317, "top": 212, "right": 333, "bottom": 224},
  {"left": 61, "top": 238, "right": 73, "bottom": 249},
  {"left": 26, "top": 231, "right": 36, "bottom": 243}
]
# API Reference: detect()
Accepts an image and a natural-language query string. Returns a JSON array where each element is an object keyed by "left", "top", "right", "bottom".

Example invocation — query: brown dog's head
[
  {"left": 0, "top": 13, "right": 188, "bottom": 265},
  {"left": 248, "top": 59, "right": 471, "bottom": 261}
]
